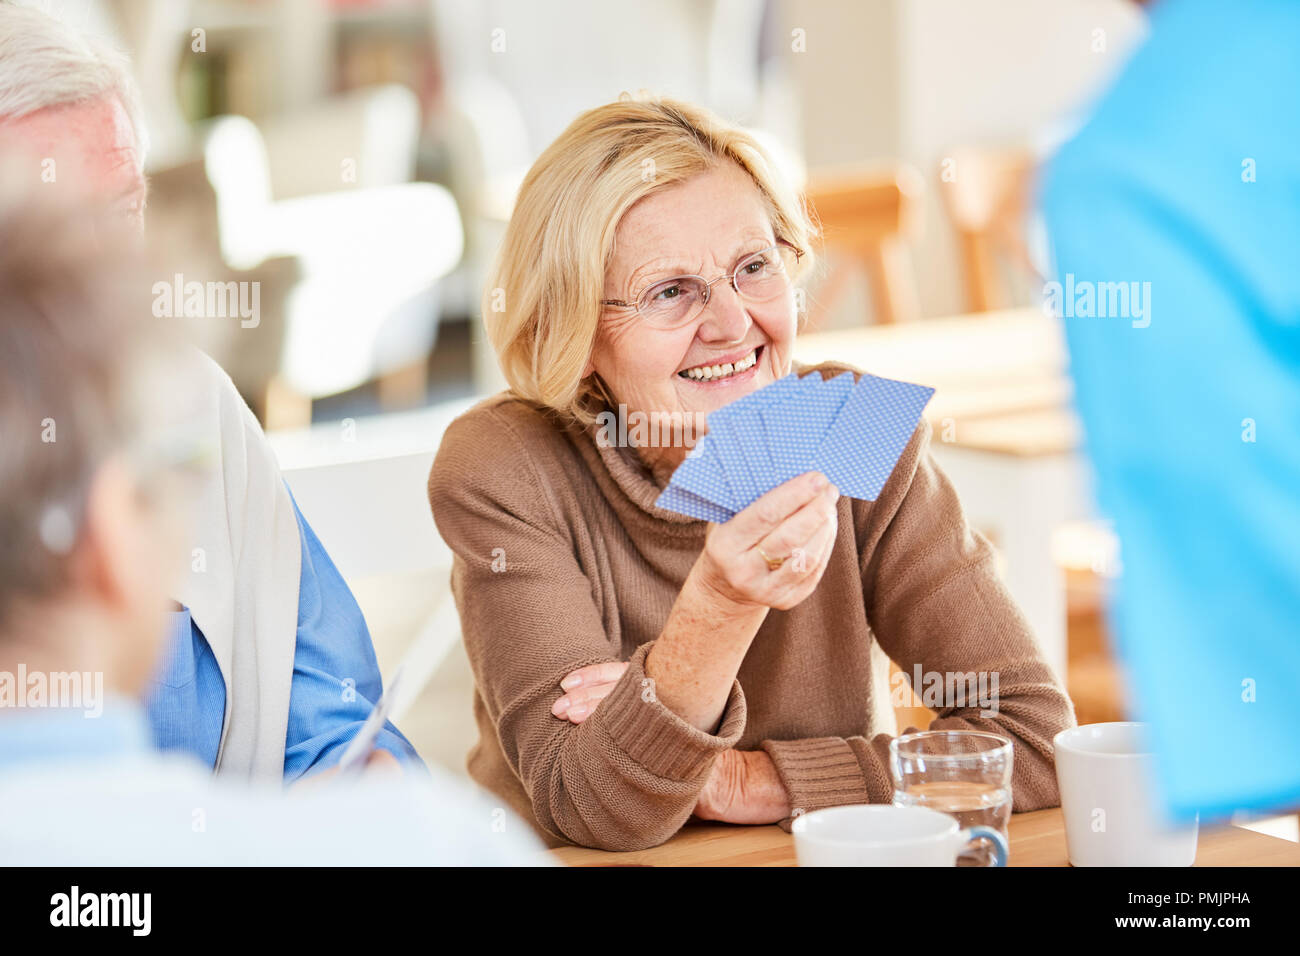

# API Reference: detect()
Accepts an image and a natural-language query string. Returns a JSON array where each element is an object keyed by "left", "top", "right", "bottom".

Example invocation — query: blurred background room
[{"left": 30, "top": 0, "right": 1291, "bottom": 841}]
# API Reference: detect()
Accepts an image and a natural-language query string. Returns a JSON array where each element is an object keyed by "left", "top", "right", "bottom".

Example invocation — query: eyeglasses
[{"left": 601, "top": 240, "right": 803, "bottom": 330}]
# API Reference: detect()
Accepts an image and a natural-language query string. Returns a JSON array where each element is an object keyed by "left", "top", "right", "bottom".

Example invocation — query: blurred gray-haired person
[
  {"left": 0, "top": 1, "right": 421, "bottom": 783},
  {"left": 0, "top": 189, "right": 545, "bottom": 865}
]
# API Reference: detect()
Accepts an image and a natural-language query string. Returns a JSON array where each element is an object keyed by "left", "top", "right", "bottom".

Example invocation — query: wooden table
[
  {"left": 794, "top": 306, "right": 1077, "bottom": 451},
  {"left": 550, "top": 808, "right": 1300, "bottom": 867}
]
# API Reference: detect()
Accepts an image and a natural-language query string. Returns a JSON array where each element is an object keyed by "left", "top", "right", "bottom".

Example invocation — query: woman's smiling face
[{"left": 588, "top": 162, "right": 797, "bottom": 474}]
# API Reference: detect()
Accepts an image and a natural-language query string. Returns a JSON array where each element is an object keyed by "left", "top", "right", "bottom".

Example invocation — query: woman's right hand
[{"left": 693, "top": 471, "right": 840, "bottom": 612}]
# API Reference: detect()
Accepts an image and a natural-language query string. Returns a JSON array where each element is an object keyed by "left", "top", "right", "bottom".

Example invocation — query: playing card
[
  {"left": 762, "top": 371, "right": 855, "bottom": 485},
  {"left": 654, "top": 482, "right": 734, "bottom": 523},
  {"left": 708, "top": 402, "right": 766, "bottom": 509},
  {"left": 812, "top": 373, "right": 935, "bottom": 500},
  {"left": 653, "top": 366, "right": 935, "bottom": 521},
  {"left": 665, "top": 433, "right": 735, "bottom": 511},
  {"left": 740, "top": 373, "right": 804, "bottom": 489},
  {"left": 704, "top": 372, "right": 804, "bottom": 508}
]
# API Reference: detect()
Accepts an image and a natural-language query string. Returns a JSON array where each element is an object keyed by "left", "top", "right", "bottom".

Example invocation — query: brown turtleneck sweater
[{"left": 427, "top": 362, "right": 1076, "bottom": 851}]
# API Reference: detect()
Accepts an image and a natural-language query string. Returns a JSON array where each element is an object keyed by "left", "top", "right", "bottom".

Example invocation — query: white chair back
[{"left": 271, "top": 398, "right": 478, "bottom": 720}]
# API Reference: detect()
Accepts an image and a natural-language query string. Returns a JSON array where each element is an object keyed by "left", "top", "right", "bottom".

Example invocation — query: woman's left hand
[
  {"left": 552, "top": 661, "right": 630, "bottom": 723},
  {"left": 552, "top": 664, "right": 791, "bottom": 822}
]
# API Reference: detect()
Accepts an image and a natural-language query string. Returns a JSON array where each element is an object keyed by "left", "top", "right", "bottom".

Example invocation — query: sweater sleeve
[
  {"left": 760, "top": 420, "right": 1076, "bottom": 829},
  {"left": 429, "top": 407, "right": 746, "bottom": 851}
]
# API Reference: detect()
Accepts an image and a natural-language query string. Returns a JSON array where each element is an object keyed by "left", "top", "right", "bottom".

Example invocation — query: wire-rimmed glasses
[{"left": 601, "top": 240, "right": 802, "bottom": 330}]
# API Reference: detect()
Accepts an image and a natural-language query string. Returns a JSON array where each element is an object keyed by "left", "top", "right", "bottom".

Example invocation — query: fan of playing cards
[{"left": 655, "top": 370, "right": 936, "bottom": 522}]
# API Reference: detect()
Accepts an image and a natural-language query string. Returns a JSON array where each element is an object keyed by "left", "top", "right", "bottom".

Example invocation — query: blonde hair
[{"left": 484, "top": 94, "right": 816, "bottom": 425}]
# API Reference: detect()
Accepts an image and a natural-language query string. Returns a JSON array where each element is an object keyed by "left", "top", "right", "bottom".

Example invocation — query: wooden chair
[
  {"left": 802, "top": 164, "right": 925, "bottom": 327},
  {"left": 937, "top": 146, "right": 1040, "bottom": 314},
  {"left": 1052, "top": 520, "right": 1127, "bottom": 725}
]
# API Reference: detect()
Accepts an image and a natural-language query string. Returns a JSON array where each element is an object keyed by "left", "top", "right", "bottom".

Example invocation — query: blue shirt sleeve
[
  {"left": 1042, "top": 0, "right": 1300, "bottom": 821},
  {"left": 146, "top": 497, "right": 426, "bottom": 778},
  {"left": 282, "top": 493, "right": 426, "bottom": 781}
]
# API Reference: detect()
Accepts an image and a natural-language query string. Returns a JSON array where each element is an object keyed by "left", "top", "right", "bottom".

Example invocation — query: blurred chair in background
[
  {"left": 936, "top": 143, "right": 1130, "bottom": 721},
  {"left": 269, "top": 397, "right": 479, "bottom": 734},
  {"left": 427, "top": 71, "right": 534, "bottom": 393},
  {"left": 202, "top": 85, "right": 464, "bottom": 428},
  {"left": 802, "top": 164, "right": 924, "bottom": 328},
  {"left": 938, "top": 144, "right": 1040, "bottom": 314},
  {"left": 1050, "top": 519, "right": 1126, "bottom": 726},
  {"left": 145, "top": 158, "right": 299, "bottom": 423}
]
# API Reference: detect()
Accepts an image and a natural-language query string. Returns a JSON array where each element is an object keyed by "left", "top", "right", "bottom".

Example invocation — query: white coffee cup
[
  {"left": 791, "top": 804, "right": 1008, "bottom": 867},
  {"left": 1053, "top": 722, "right": 1198, "bottom": 867}
]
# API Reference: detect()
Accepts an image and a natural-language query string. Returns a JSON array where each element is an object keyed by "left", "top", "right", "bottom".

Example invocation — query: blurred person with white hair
[
  {"left": 0, "top": 1, "right": 421, "bottom": 783},
  {"left": 0, "top": 191, "right": 545, "bottom": 865}
]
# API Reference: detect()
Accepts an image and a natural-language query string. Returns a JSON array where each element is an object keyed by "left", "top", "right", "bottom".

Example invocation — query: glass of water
[{"left": 890, "top": 730, "right": 1014, "bottom": 866}]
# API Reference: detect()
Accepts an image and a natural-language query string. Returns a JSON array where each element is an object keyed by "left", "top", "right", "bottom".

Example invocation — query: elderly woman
[{"left": 429, "top": 96, "right": 1075, "bottom": 851}]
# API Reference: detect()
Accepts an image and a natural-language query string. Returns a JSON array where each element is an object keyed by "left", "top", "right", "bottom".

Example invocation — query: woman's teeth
[{"left": 679, "top": 348, "right": 759, "bottom": 382}]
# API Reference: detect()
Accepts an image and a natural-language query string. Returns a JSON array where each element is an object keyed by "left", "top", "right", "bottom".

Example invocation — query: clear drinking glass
[{"left": 890, "top": 730, "right": 1014, "bottom": 866}]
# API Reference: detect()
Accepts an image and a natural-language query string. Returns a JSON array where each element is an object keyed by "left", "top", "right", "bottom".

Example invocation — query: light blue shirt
[
  {"left": 144, "top": 494, "right": 422, "bottom": 780},
  {"left": 1042, "top": 0, "right": 1300, "bottom": 821},
  {"left": 0, "top": 700, "right": 547, "bottom": 865},
  {"left": 0, "top": 698, "right": 151, "bottom": 767}
]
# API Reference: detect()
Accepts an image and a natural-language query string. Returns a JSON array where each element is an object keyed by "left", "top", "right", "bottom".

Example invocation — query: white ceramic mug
[
  {"left": 1053, "top": 722, "right": 1198, "bottom": 867},
  {"left": 791, "top": 804, "right": 1008, "bottom": 867}
]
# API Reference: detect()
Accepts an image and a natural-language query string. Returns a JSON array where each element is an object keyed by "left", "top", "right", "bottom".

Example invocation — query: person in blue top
[
  {"left": 146, "top": 497, "right": 420, "bottom": 779},
  {"left": 0, "top": 192, "right": 542, "bottom": 865},
  {"left": 0, "top": 4, "right": 422, "bottom": 782},
  {"left": 1042, "top": 0, "right": 1300, "bottom": 821}
]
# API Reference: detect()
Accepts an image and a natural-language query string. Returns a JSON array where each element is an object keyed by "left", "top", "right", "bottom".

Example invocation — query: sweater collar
[{"left": 562, "top": 412, "right": 705, "bottom": 531}]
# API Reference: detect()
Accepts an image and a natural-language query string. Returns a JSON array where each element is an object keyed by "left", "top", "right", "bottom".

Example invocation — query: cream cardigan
[{"left": 173, "top": 353, "right": 300, "bottom": 781}]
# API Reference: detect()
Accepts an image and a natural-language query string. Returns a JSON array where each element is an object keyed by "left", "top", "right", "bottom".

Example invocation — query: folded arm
[{"left": 430, "top": 412, "right": 751, "bottom": 850}]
